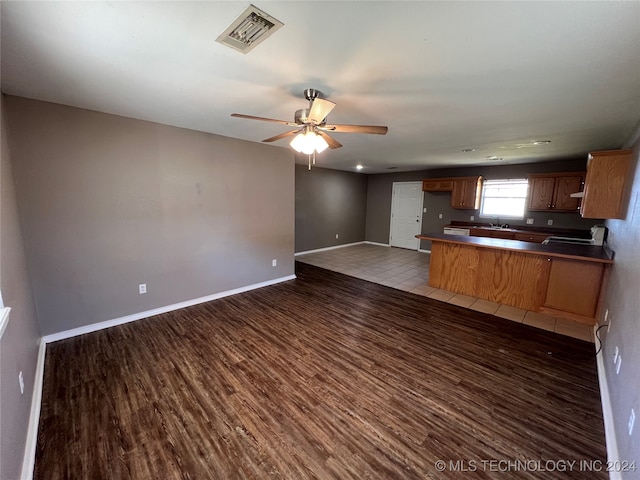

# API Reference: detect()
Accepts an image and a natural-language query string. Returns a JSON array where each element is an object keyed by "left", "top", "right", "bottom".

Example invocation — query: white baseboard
[
  {"left": 42, "top": 274, "right": 296, "bottom": 344},
  {"left": 595, "top": 327, "right": 621, "bottom": 480},
  {"left": 364, "top": 241, "right": 390, "bottom": 247},
  {"left": 21, "top": 273, "right": 296, "bottom": 478},
  {"left": 21, "top": 339, "right": 46, "bottom": 480},
  {"left": 295, "top": 241, "right": 365, "bottom": 256}
]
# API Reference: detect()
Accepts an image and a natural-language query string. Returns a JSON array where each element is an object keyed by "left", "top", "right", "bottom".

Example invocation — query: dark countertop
[
  {"left": 446, "top": 221, "right": 593, "bottom": 238},
  {"left": 417, "top": 233, "right": 614, "bottom": 264}
]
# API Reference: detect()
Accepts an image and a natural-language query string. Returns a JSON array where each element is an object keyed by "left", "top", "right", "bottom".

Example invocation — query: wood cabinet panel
[
  {"left": 490, "top": 230, "right": 515, "bottom": 240},
  {"left": 527, "top": 173, "right": 584, "bottom": 212},
  {"left": 580, "top": 150, "right": 633, "bottom": 219},
  {"left": 422, "top": 179, "right": 454, "bottom": 191},
  {"left": 476, "top": 250, "right": 549, "bottom": 310},
  {"left": 528, "top": 177, "right": 556, "bottom": 210},
  {"left": 469, "top": 228, "right": 491, "bottom": 237},
  {"left": 553, "top": 176, "right": 583, "bottom": 211},
  {"left": 543, "top": 258, "right": 605, "bottom": 320},
  {"left": 428, "top": 242, "right": 479, "bottom": 296},
  {"left": 451, "top": 177, "right": 482, "bottom": 209},
  {"left": 513, "top": 232, "right": 550, "bottom": 243},
  {"left": 427, "top": 238, "right": 608, "bottom": 324}
]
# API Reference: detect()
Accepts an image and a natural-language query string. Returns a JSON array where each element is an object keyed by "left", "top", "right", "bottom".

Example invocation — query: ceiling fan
[{"left": 231, "top": 88, "right": 388, "bottom": 168}]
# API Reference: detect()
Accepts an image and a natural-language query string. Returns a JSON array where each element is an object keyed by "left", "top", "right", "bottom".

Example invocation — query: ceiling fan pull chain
[
  {"left": 308, "top": 153, "right": 312, "bottom": 170},
  {"left": 313, "top": 150, "right": 316, "bottom": 166}
]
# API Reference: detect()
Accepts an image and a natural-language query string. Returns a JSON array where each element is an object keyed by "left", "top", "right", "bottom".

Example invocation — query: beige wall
[
  {"left": 602, "top": 139, "right": 640, "bottom": 476},
  {"left": 5, "top": 96, "right": 295, "bottom": 336},
  {"left": 1, "top": 94, "right": 42, "bottom": 479},
  {"left": 295, "top": 165, "right": 367, "bottom": 253}
]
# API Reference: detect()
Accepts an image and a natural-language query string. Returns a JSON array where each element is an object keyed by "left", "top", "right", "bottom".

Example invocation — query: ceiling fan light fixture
[{"left": 290, "top": 131, "right": 328, "bottom": 154}]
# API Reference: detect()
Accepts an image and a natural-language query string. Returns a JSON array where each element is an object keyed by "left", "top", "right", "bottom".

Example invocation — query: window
[{"left": 480, "top": 179, "right": 529, "bottom": 218}]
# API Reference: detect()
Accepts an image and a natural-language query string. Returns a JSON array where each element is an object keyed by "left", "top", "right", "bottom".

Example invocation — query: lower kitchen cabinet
[
  {"left": 541, "top": 258, "right": 606, "bottom": 321},
  {"left": 513, "top": 232, "right": 550, "bottom": 243},
  {"left": 423, "top": 236, "right": 611, "bottom": 324}
]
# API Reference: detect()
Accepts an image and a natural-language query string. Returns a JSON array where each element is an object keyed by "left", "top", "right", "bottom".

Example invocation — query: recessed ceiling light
[
  {"left": 387, "top": 166, "right": 398, "bottom": 170},
  {"left": 486, "top": 155, "right": 503, "bottom": 161},
  {"left": 532, "top": 140, "right": 551, "bottom": 145},
  {"left": 356, "top": 165, "right": 364, "bottom": 170},
  {"left": 462, "top": 148, "right": 475, "bottom": 152}
]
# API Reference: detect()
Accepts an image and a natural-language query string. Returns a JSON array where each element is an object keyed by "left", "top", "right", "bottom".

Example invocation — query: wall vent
[{"left": 216, "top": 5, "right": 283, "bottom": 54}]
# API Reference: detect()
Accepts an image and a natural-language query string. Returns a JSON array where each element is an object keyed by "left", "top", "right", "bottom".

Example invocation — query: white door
[{"left": 389, "top": 182, "right": 423, "bottom": 249}]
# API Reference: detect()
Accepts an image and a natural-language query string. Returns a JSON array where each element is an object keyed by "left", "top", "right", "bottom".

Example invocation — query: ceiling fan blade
[
  {"left": 231, "top": 113, "right": 297, "bottom": 127},
  {"left": 317, "top": 130, "right": 342, "bottom": 149},
  {"left": 262, "top": 130, "right": 301, "bottom": 143},
  {"left": 321, "top": 124, "right": 388, "bottom": 135},
  {"left": 308, "top": 98, "right": 336, "bottom": 124}
]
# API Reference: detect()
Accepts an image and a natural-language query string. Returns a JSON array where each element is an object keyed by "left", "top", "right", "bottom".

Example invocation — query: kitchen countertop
[
  {"left": 417, "top": 233, "right": 614, "bottom": 264},
  {"left": 445, "top": 223, "right": 593, "bottom": 238}
]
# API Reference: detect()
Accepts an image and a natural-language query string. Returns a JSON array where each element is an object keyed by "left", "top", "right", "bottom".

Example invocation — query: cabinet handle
[
  {"left": 547, "top": 204, "right": 552, "bottom": 208},
  {"left": 547, "top": 258, "right": 551, "bottom": 262}
]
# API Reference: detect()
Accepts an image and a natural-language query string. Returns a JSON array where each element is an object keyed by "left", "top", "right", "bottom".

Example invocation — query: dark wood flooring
[{"left": 35, "top": 262, "right": 607, "bottom": 479}]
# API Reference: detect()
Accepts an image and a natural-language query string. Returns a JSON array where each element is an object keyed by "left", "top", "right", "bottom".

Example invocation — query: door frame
[{"left": 388, "top": 181, "right": 424, "bottom": 250}]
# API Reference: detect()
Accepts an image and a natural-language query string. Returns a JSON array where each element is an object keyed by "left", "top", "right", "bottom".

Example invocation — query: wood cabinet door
[
  {"left": 527, "top": 177, "right": 555, "bottom": 210},
  {"left": 451, "top": 180, "right": 466, "bottom": 208},
  {"left": 581, "top": 151, "right": 633, "bottom": 219},
  {"left": 490, "top": 230, "right": 515, "bottom": 240},
  {"left": 451, "top": 178, "right": 480, "bottom": 209},
  {"left": 423, "top": 179, "right": 454, "bottom": 191},
  {"left": 553, "top": 175, "right": 583, "bottom": 211},
  {"left": 513, "top": 232, "right": 549, "bottom": 243},
  {"left": 544, "top": 258, "right": 604, "bottom": 320},
  {"left": 469, "top": 228, "right": 491, "bottom": 237}
]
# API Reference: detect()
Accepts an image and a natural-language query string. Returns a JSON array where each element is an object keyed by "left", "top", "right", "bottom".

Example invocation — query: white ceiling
[{"left": 2, "top": 1, "right": 639, "bottom": 173}]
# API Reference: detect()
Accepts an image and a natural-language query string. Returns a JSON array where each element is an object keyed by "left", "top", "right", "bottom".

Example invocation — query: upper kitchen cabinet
[
  {"left": 580, "top": 149, "right": 633, "bottom": 219},
  {"left": 527, "top": 172, "right": 585, "bottom": 212},
  {"left": 422, "top": 178, "right": 455, "bottom": 192},
  {"left": 451, "top": 176, "right": 483, "bottom": 209}
]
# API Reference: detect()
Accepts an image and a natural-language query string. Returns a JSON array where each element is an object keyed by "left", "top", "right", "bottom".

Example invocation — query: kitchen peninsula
[{"left": 417, "top": 233, "right": 614, "bottom": 325}]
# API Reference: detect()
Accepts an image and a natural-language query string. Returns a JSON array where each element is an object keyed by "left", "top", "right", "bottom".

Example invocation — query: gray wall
[
  {"left": 0, "top": 94, "right": 42, "bottom": 479},
  {"left": 5, "top": 96, "right": 295, "bottom": 336},
  {"left": 295, "top": 164, "right": 367, "bottom": 253},
  {"left": 602, "top": 139, "right": 640, "bottom": 477},
  {"left": 365, "top": 159, "right": 602, "bottom": 249}
]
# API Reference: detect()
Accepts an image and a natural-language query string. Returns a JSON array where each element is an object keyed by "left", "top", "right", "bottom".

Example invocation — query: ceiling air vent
[{"left": 216, "top": 5, "right": 283, "bottom": 54}]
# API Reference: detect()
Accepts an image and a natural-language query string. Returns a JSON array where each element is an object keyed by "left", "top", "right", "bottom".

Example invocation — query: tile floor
[{"left": 296, "top": 243, "right": 595, "bottom": 343}]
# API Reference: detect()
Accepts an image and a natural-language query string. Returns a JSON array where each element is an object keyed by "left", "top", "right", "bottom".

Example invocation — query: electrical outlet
[
  {"left": 272, "top": 259, "right": 277, "bottom": 267},
  {"left": 547, "top": 219, "right": 553, "bottom": 226},
  {"left": 438, "top": 213, "right": 443, "bottom": 219},
  {"left": 470, "top": 215, "right": 475, "bottom": 221},
  {"left": 613, "top": 346, "right": 619, "bottom": 364},
  {"left": 526, "top": 218, "right": 534, "bottom": 225},
  {"left": 423, "top": 208, "right": 427, "bottom": 213},
  {"left": 616, "top": 355, "right": 622, "bottom": 375},
  {"left": 629, "top": 409, "right": 636, "bottom": 436},
  {"left": 138, "top": 283, "right": 147, "bottom": 294},
  {"left": 19, "top": 371, "right": 24, "bottom": 395},
  {"left": 335, "top": 233, "right": 339, "bottom": 239}
]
